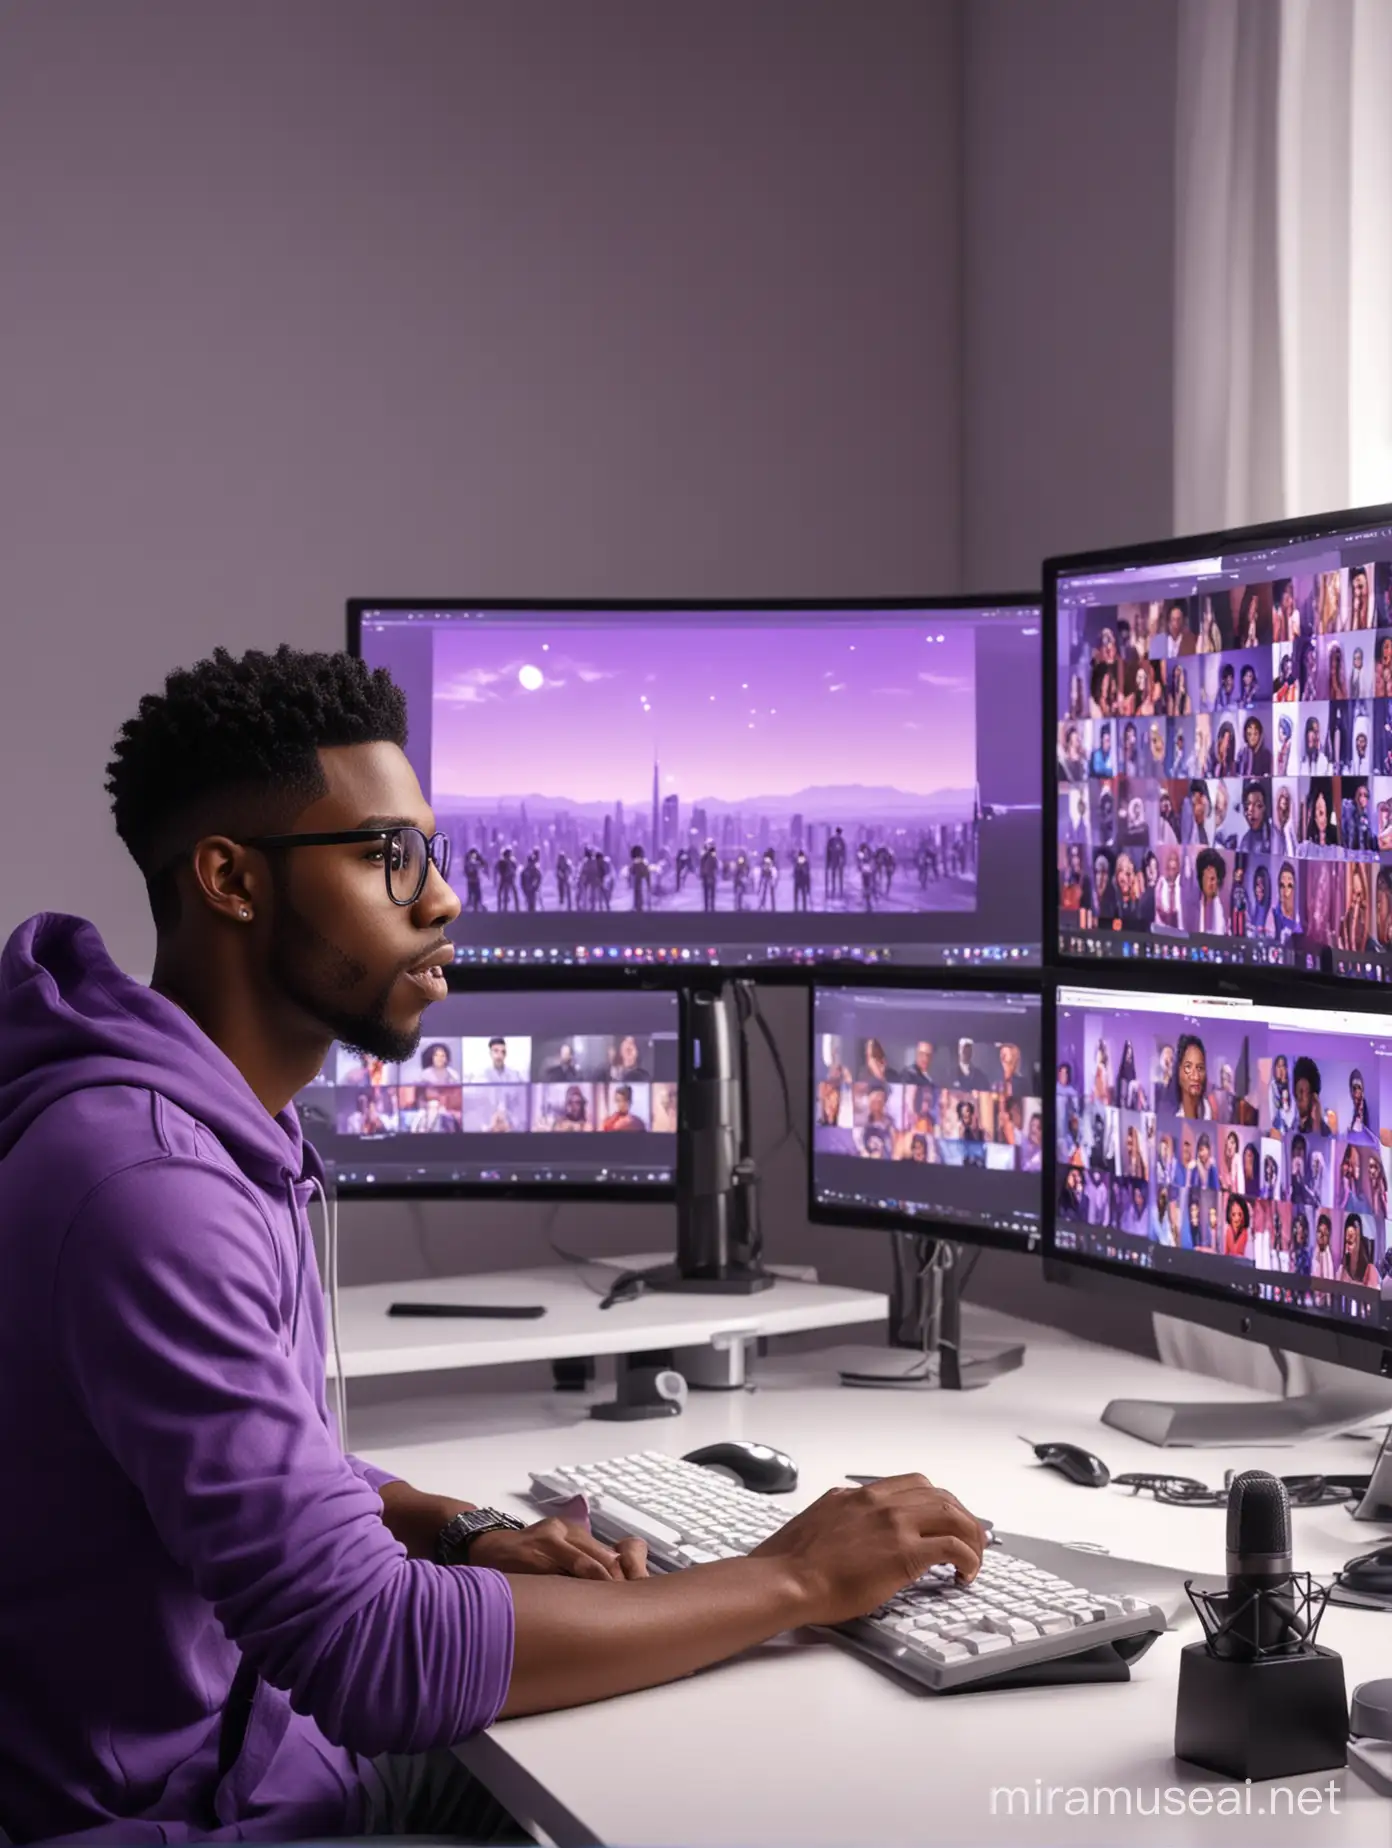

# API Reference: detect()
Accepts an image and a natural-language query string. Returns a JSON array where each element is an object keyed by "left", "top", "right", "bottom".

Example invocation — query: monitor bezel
[
  {"left": 1045, "top": 497, "right": 1392, "bottom": 998},
  {"left": 1040, "top": 971, "right": 1392, "bottom": 1377},
  {"left": 805, "top": 971, "right": 1045, "bottom": 1256},
  {"left": 310, "top": 972, "right": 683, "bottom": 1203},
  {"left": 349, "top": 593, "right": 1044, "bottom": 987}
]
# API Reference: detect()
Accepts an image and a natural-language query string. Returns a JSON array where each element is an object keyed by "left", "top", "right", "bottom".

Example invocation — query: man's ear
[{"left": 189, "top": 835, "right": 261, "bottom": 925}]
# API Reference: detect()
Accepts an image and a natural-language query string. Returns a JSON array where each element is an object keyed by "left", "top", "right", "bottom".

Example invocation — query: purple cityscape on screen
[{"left": 423, "top": 615, "right": 980, "bottom": 917}]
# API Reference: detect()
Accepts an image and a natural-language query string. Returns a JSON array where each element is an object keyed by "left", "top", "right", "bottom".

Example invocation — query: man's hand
[
  {"left": 469, "top": 1516, "right": 649, "bottom": 1581},
  {"left": 748, "top": 1473, "right": 987, "bottom": 1627}
]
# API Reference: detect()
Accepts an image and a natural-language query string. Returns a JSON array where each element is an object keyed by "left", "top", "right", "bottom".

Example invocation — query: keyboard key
[
  {"left": 987, "top": 1617, "right": 1041, "bottom": 1642},
  {"left": 587, "top": 1496, "right": 682, "bottom": 1551},
  {"left": 960, "top": 1630, "right": 1013, "bottom": 1656},
  {"left": 906, "top": 1636, "right": 971, "bottom": 1664}
]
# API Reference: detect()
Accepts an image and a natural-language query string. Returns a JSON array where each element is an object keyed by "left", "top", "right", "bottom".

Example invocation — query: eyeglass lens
[{"left": 387, "top": 830, "right": 450, "bottom": 904}]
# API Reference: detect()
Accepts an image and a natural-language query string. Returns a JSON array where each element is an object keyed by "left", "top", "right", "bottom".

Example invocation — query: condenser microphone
[
  {"left": 1226, "top": 1468, "right": 1292, "bottom": 1581},
  {"left": 1176, "top": 1468, "right": 1347, "bottom": 1779},
  {"left": 1222, "top": 1470, "right": 1305, "bottom": 1656}
]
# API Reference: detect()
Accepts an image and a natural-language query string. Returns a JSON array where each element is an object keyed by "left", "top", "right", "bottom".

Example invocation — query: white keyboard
[{"left": 529, "top": 1450, "right": 1166, "bottom": 1692}]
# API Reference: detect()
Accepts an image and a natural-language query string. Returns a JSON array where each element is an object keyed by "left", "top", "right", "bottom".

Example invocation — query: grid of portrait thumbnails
[
  {"left": 299, "top": 1029, "right": 680, "bottom": 1140},
  {"left": 813, "top": 1035, "right": 1042, "bottom": 1171},
  {"left": 811, "top": 988, "right": 1044, "bottom": 1171},
  {"left": 1057, "top": 564, "right": 1392, "bottom": 975},
  {"left": 1055, "top": 992, "right": 1392, "bottom": 1327}
]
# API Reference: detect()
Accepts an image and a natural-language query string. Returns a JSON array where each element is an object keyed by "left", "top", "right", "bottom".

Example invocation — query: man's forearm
[
  {"left": 500, "top": 1556, "right": 812, "bottom": 1717},
  {"left": 378, "top": 1479, "right": 477, "bottom": 1558}
]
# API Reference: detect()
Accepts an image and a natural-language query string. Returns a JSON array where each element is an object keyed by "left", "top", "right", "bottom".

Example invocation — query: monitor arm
[
  {"left": 616, "top": 980, "right": 774, "bottom": 1297},
  {"left": 839, "top": 1232, "right": 1025, "bottom": 1390}
]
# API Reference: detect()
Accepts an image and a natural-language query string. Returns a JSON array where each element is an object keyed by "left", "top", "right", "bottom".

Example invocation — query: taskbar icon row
[
  {"left": 453, "top": 942, "right": 1039, "bottom": 970},
  {"left": 813, "top": 1186, "right": 1038, "bottom": 1238},
  {"left": 1060, "top": 932, "right": 1297, "bottom": 971},
  {"left": 334, "top": 1164, "right": 673, "bottom": 1187}
]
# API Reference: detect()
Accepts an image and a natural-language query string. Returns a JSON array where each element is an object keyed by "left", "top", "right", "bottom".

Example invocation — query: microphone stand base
[{"left": 1175, "top": 1642, "right": 1348, "bottom": 1781}]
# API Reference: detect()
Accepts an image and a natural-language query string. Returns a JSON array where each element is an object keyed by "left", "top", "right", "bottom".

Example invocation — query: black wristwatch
[{"left": 435, "top": 1508, "right": 526, "bottom": 1566}]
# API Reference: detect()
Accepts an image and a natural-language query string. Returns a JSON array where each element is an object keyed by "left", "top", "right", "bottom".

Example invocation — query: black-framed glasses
[
  {"left": 243, "top": 827, "right": 451, "bottom": 907},
  {"left": 1113, "top": 1470, "right": 1365, "bottom": 1509}
]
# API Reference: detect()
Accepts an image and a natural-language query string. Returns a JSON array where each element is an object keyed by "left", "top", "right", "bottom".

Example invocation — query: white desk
[
  {"left": 358, "top": 1305, "right": 1392, "bottom": 1847},
  {"left": 329, "top": 1255, "right": 887, "bottom": 1379}
]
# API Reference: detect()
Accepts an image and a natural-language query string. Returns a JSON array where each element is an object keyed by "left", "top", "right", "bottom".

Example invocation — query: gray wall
[
  {"left": 961, "top": 0, "right": 1178, "bottom": 586},
  {"left": 0, "top": 0, "right": 963, "bottom": 978},
  {"left": 0, "top": 0, "right": 1175, "bottom": 1353}
]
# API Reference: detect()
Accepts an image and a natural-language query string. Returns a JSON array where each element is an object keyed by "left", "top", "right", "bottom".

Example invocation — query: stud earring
[{"left": 240, "top": 907, "right": 251, "bottom": 920}]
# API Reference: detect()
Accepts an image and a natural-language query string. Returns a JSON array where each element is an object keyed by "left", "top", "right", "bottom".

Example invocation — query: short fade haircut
[{"left": 107, "top": 644, "right": 407, "bottom": 928}]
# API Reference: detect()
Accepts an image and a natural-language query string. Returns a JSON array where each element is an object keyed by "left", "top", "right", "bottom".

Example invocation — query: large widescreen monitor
[
  {"left": 294, "top": 988, "right": 679, "bottom": 1196},
  {"left": 352, "top": 598, "right": 1042, "bottom": 974},
  {"left": 1052, "top": 984, "right": 1392, "bottom": 1338},
  {"left": 809, "top": 985, "right": 1042, "bottom": 1249},
  {"left": 1050, "top": 502, "right": 1392, "bottom": 988}
]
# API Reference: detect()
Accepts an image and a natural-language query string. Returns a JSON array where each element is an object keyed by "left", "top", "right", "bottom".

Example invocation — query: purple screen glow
[
  {"left": 1055, "top": 986, "right": 1392, "bottom": 1335},
  {"left": 356, "top": 602, "right": 1042, "bottom": 972},
  {"left": 812, "top": 986, "right": 1042, "bottom": 1244},
  {"left": 1054, "top": 510, "right": 1392, "bottom": 987}
]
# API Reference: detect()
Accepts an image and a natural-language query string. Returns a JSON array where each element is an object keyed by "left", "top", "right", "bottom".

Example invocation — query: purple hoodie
[{"left": 0, "top": 916, "right": 514, "bottom": 1843}]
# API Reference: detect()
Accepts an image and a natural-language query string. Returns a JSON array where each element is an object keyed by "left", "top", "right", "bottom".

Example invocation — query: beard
[{"left": 267, "top": 887, "right": 422, "bottom": 1064}]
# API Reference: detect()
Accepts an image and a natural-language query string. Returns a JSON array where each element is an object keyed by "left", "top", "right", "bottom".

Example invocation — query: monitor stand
[
  {"left": 628, "top": 980, "right": 773, "bottom": 1298},
  {"left": 839, "top": 1232, "right": 1026, "bottom": 1391},
  {"left": 1102, "top": 1347, "right": 1392, "bottom": 1446}
]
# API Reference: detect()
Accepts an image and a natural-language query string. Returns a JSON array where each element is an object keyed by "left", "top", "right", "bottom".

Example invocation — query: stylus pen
[
  {"left": 847, "top": 1475, "right": 995, "bottom": 1545},
  {"left": 388, "top": 1302, "right": 547, "bottom": 1319}
]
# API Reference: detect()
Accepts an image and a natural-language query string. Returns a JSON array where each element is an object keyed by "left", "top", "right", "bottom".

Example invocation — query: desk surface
[
  {"left": 362, "top": 1306, "right": 1392, "bottom": 1847},
  {"left": 330, "top": 1256, "right": 887, "bottom": 1378}
]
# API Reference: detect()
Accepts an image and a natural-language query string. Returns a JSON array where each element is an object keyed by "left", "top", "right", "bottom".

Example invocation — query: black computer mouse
[
  {"left": 1021, "top": 1437, "right": 1110, "bottom": 1488},
  {"left": 683, "top": 1440, "right": 798, "bottom": 1494},
  {"left": 1340, "top": 1544, "right": 1392, "bottom": 1596}
]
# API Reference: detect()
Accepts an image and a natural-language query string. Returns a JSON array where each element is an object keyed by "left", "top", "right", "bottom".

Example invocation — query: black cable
[
  {"left": 748, "top": 987, "right": 797, "bottom": 1144},
  {"left": 542, "top": 1205, "right": 618, "bottom": 1300},
  {"left": 546, "top": 1235, "right": 613, "bottom": 1297},
  {"left": 956, "top": 1244, "right": 983, "bottom": 1297}
]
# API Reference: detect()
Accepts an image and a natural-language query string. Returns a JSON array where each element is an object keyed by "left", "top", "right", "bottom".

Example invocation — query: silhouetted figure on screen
[
  {"left": 521, "top": 849, "right": 542, "bottom": 912},
  {"left": 757, "top": 848, "right": 778, "bottom": 911},
  {"left": 675, "top": 847, "right": 691, "bottom": 893},
  {"left": 463, "top": 848, "right": 486, "bottom": 913},
  {"left": 700, "top": 839, "right": 720, "bottom": 912},
  {"left": 628, "top": 845, "right": 651, "bottom": 912},
  {"left": 792, "top": 848, "right": 812, "bottom": 912},
  {"left": 494, "top": 846, "right": 519, "bottom": 913},
  {"left": 594, "top": 849, "right": 613, "bottom": 911},
  {"left": 825, "top": 826, "right": 846, "bottom": 899},
  {"left": 732, "top": 851, "right": 751, "bottom": 911},
  {"left": 857, "top": 842, "right": 875, "bottom": 912}
]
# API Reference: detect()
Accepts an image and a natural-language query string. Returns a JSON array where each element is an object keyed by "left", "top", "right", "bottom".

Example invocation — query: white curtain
[
  {"left": 1174, "top": 0, "right": 1392, "bottom": 533},
  {"left": 1163, "top": 0, "right": 1392, "bottom": 1390}
]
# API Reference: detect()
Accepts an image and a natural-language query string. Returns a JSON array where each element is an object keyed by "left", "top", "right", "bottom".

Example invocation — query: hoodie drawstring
[{"left": 306, "top": 1172, "right": 348, "bottom": 1454}]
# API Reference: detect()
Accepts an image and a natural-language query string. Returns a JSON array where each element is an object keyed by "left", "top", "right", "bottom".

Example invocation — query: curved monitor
[
  {"left": 1051, "top": 984, "right": 1392, "bottom": 1348},
  {"left": 809, "top": 984, "right": 1042, "bottom": 1250},
  {"left": 351, "top": 598, "right": 1042, "bottom": 976},
  {"left": 294, "top": 988, "right": 679, "bottom": 1197},
  {"left": 1050, "top": 502, "right": 1392, "bottom": 990}
]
